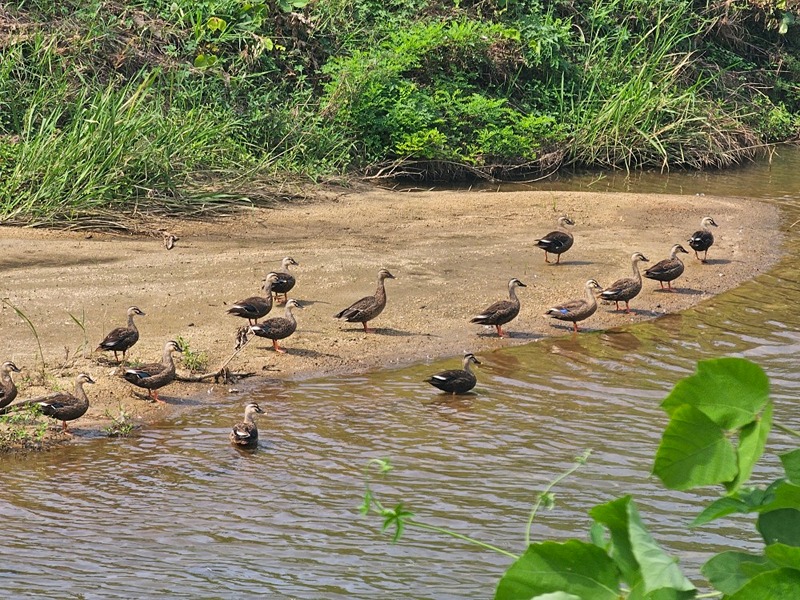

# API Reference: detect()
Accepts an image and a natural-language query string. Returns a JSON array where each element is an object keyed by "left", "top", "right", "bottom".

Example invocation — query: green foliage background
[{"left": 0, "top": 0, "right": 798, "bottom": 223}]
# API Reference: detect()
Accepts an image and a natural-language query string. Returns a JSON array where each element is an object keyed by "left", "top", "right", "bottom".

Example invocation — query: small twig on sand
[
  {"left": 175, "top": 327, "right": 256, "bottom": 384},
  {"left": 788, "top": 218, "right": 800, "bottom": 230}
]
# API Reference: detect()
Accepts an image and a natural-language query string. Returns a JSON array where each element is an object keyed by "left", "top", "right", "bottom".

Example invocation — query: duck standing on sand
[
  {"left": 2, "top": 373, "right": 95, "bottom": 433},
  {"left": 123, "top": 340, "right": 182, "bottom": 403},
  {"left": 688, "top": 216, "right": 718, "bottom": 262},
  {"left": 470, "top": 278, "right": 527, "bottom": 338},
  {"left": 545, "top": 279, "right": 602, "bottom": 333},
  {"left": 227, "top": 272, "right": 281, "bottom": 325},
  {"left": 97, "top": 306, "right": 146, "bottom": 363},
  {"left": 644, "top": 244, "right": 689, "bottom": 291},
  {"left": 425, "top": 353, "right": 481, "bottom": 395},
  {"left": 0, "top": 361, "right": 22, "bottom": 409},
  {"left": 600, "top": 252, "right": 649, "bottom": 313},
  {"left": 230, "top": 402, "right": 264, "bottom": 448},
  {"left": 334, "top": 268, "right": 395, "bottom": 333},
  {"left": 534, "top": 216, "right": 575, "bottom": 264},
  {"left": 250, "top": 299, "right": 303, "bottom": 353},
  {"left": 272, "top": 257, "right": 299, "bottom": 304}
]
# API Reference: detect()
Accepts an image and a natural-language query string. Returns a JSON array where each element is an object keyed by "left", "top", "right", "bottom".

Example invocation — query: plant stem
[
  {"left": 774, "top": 421, "right": 800, "bottom": 438},
  {"left": 524, "top": 449, "right": 592, "bottom": 547},
  {"left": 406, "top": 520, "right": 520, "bottom": 560}
]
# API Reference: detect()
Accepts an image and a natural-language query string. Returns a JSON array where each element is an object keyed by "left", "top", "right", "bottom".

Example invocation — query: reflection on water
[{"left": 1, "top": 148, "right": 799, "bottom": 598}]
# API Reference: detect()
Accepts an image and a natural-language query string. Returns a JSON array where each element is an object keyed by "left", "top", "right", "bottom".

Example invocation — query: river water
[{"left": 1, "top": 147, "right": 799, "bottom": 598}]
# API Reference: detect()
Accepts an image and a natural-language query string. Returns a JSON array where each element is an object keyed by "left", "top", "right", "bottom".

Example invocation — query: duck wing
[
  {"left": 471, "top": 299, "right": 515, "bottom": 325},
  {"left": 535, "top": 231, "right": 573, "bottom": 252},
  {"left": 335, "top": 296, "right": 377, "bottom": 322},
  {"left": 98, "top": 326, "right": 138, "bottom": 351},
  {"left": 123, "top": 361, "right": 167, "bottom": 384},
  {"left": 645, "top": 258, "right": 683, "bottom": 281},
  {"left": 230, "top": 422, "right": 258, "bottom": 445},
  {"left": 251, "top": 317, "right": 294, "bottom": 339},
  {"left": 272, "top": 273, "right": 296, "bottom": 294},
  {"left": 601, "top": 277, "right": 636, "bottom": 300},
  {"left": 227, "top": 296, "right": 271, "bottom": 319}
]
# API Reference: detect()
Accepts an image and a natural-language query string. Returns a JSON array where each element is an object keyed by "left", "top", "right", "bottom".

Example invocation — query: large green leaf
[
  {"left": 765, "top": 543, "right": 800, "bottom": 569},
  {"left": 757, "top": 509, "right": 800, "bottom": 546},
  {"left": 758, "top": 481, "right": 800, "bottom": 512},
  {"left": 701, "top": 551, "right": 774, "bottom": 594},
  {"left": 780, "top": 449, "right": 800, "bottom": 484},
  {"left": 661, "top": 358, "right": 769, "bottom": 430},
  {"left": 728, "top": 568, "right": 800, "bottom": 599},
  {"left": 590, "top": 497, "right": 694, "bottom": 595},
  {"left": 653, "top": 404, "right": 738, "bottom": 490},
  {"left": 495, "top": 540, "right": 619, "bottom": 600},
  {"left": 728, "top": 402, "right": 773, "bottom": 492},
  {"left": 692, "top": 485, "right": 775, "bottom": 526}
]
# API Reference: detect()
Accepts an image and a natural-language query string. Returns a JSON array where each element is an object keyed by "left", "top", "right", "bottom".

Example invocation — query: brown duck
[
  {"left": 534, "top": 216, "right": 575, "bottom": 264},
  {"left": 334, "top": 268, "right": 395, "bottom": 333},
  {"left": 0, "top": 361, "right": 22, "bottom": 409},
  {"left": 545, "top": 279, "right": 603, "bottom": 333},
  {"left": 425, "top": 353, "right": 481, "bottom": 395},
  {"left": 227, "top": 272, "right": 281, "bottom": 325},
  {"left": 250, "top": 299, "right": 303, "bottom": 353},
  {"left": 97, "top": 306, "right": 146, "bottom": 362},
  {"left": 122, "top": 340, "right": 182, "bottom": 403},
  {"left": 272, "top": 257, "right": 299, "bottom": 304},
  {"left": 600, "top": 252, "right": 649, "bottom": 313},
  {"left": 470, "top": 278, "right": 527, "bottom": 337},
  {"left": 230, "top": 402, "right": 265, "bottom": 448},
  {"left": 688, "top": 216, "right": 718, "bottom": 262},
  {"left": 3, "top": 373, "right": 95, "bottom": 433},
  {"left": 644, "top": 244, "right": 689, "bottom": 291}
]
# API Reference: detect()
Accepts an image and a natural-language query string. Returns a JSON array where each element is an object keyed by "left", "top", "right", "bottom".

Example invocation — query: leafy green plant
[
  {"left": 0, "top": 404, "right": 48, "bottom": 445},
  {"left": 362, "top": 357, "right": 800, "bottom": 597},
  {"left": 104, "top": 406, "right": 137, "bottom": 437},
  {"left": 176, "top": 336, "right": 209, "bottom": 373}
]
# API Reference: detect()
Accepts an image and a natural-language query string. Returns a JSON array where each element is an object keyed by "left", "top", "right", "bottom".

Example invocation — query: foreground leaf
[
  {"left": 653, "top": 404, "right": 738, "bottom": 490},
  {"left": 780, "top": 449, "right": 800, "bottom": 484},
  {"left": 590, "top": 497, "right": 693, "bottom": 595},
  {"left": 701, "top": 551, "right": 774, "bottom": 595},
  {"left": 495, "top": 540, "right": 619, "bottom": 600},
  {"left": 728, "top": 568, "right": 800, "bottom": 599},
  {"left": 661, "top": 358, "right": 769, "bottom": 430},
  {"left": 757, "top": 508, "right": 800, "bottom": 546},
  {"left": 728, "top": 402, "right": 773, "bottom": 492}
]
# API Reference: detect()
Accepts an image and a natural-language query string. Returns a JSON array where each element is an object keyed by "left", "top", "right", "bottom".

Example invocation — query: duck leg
[
  {"left": 544, "top": 252, "right": 551, "bottom": 263},
  {"left": 555, "top": 253, "right": 561, "bottom": 264},
  {"left": 572, "top": 322, "right": 579, "bottom": 334},
  {"left": 495, "top": 324, "right": 505, "bottom": 337},
  {"left": 624, "top": 301, "right": 631, "bottom": 314},
  {"left": 272, "top": 339, "right": 287, "bottom": 354},
  {"left": 362, "top": 321, "right": 370, "bottom": 334},
  {"left": 149, "top": 389, "right": 166, "bottom": 404}
]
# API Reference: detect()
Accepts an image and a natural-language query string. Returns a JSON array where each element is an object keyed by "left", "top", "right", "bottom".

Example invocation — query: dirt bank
[{"left": 0, "top": 187, "right": 782, "bottom": 447}]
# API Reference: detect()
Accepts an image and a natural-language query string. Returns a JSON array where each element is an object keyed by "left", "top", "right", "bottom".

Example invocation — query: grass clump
[{"left": 0, "top": 0, "right": 798, "bottom": 219}]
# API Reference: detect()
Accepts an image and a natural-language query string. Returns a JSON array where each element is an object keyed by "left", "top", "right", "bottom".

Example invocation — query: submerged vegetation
[{"left": 0, "top": 0, "right": 798, "bottom": 225}]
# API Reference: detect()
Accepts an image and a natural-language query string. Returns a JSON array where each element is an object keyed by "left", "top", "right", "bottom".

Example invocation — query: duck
[
  {"left": 229, "top": 402, "right": 264, "bottom": 448},
  {"left": 334, "top": 268, "right": 395, "bottom": 333},
  {"left": 227, "top": 272, "right": 281, "bottom": 325},
  {"left": 534, "top": 216, "right": 575, "bottom": 264},
  {"left": 272, "top": 257, "right": 299, "bottom": 304},
  {"left": 250, "top": 299, "right": 303, "bottom": 353},
  {"left": 425, "top": 353, "right": 481, "bottom": 394},
  {"left": 470, "top": 278, "right": 527, "bottom": 337},
  {"left": 688, "top": 216, "right": 718, "bottom": 262},
  {"left": 2, "top": 373, "right": 95, "bottom": 433},
  {"left": 0, "top": 361, "right": 22, "bottom": 409},
  {"left": 644, "top": 244, "right": 689, "bottom": 291},
  {"left": 96, "top": 306, "right": 146, "bottom": 362},
  {"left": 545, "top": 279, "right": 603, "bottom": 333},
  {"left": 122, "top": 340, "right": 182, "bottom": 403},
  {"left": 600, "top": 252, "right": 649, "bottom": 313}
]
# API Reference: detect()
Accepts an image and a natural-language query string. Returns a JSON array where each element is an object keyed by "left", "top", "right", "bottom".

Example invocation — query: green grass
[{"left": 0, "top": 0, "right": 797, "bottom": 224}]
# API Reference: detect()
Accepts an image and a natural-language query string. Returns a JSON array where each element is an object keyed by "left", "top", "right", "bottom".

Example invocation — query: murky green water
[{"left": 1, "top": 147, "right": 799, "bottom": 598}]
